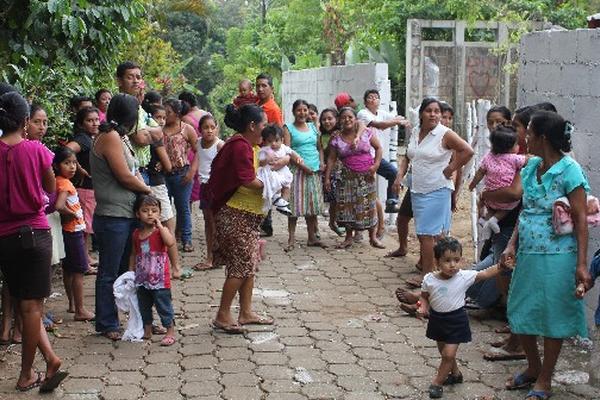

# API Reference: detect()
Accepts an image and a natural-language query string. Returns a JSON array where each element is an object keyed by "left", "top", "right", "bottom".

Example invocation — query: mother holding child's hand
[
  {"left": 392, "top": 98, "right": 473, "bottom": 288},
  {"left": 503, "top": 111, "right": 593, "bottom": 399}
]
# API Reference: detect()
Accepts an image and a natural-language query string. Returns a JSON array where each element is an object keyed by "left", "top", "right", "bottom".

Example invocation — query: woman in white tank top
[
  {"left": 393, "top": 98, "right": 473, "bottom": 288},
  {"left": 194, "top": 115, "right": 224, "bottom": 271}
]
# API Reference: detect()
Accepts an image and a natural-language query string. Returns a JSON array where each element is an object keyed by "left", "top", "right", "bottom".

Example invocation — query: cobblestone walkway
[{"left": 1, "top": 209, "right": 599, "bottom": 399}]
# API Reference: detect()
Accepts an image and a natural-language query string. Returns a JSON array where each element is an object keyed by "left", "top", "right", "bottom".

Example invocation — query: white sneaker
[
  {"left": 273, "top": 197, "right": 289, "bottom": 207},
  {"left": 276, "top": 205, "right": 292, "bottom": 216}
]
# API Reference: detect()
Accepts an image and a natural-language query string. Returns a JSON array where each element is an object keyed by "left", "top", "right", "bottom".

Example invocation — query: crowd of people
[{"left": 0, "top": 59, "right": 595, "bottom": 400}]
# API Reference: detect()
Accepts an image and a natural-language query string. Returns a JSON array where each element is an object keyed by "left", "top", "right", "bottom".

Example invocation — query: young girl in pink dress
[{"left": 468, "top": 125, "right": 527, "bottom": 239}]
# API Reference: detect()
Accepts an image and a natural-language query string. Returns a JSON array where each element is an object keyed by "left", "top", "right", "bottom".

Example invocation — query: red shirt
[{"left": 133, "top": 229, "right": 171, "bottom": 290}]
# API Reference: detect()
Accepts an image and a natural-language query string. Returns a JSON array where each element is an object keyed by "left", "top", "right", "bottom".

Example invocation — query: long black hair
[
  {"left": 529, "top": 111, "right": 572, "bottom": 153},
  {"left": 0, "top": 92, "right": 30, "bottom": 134},
  {"left": 99, "top": 93, "right": 139, "bottom": 136}
]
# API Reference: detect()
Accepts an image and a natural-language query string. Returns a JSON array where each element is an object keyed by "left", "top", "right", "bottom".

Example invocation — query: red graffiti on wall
[{"left": 466, "top": 55, "right": 498, "bottom": 98}]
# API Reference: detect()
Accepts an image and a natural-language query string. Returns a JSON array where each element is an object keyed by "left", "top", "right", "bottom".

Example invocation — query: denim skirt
[{"left": 411, "top": 187, "right": 452, "bottom": 236}]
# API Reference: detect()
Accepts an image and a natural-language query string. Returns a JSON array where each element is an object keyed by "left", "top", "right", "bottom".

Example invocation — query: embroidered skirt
[
  {"left": 289, "top": 165, "right": 324, "bottom": 217},
  {"left": 335, "top": 167, "right": 377, "bottom": 231},
  {"left": 323, "top": 160, "right": 343, "bottom": 203},
  {"left": 214, "top": 205, "right": 263, "bottom": 279}
]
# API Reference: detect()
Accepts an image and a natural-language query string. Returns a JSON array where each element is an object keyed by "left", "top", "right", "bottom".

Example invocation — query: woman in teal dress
[
  {"left": 283, "top": 99, "right": 326, "bottom": 250},
  {"left": 503, "top": 111, "right": 593, "bottom": 399}
]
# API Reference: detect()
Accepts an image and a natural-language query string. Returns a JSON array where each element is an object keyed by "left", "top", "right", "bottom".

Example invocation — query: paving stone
[
  {"left": 108, "top": 358, "right": 146, "bottom": 371},
  {"left": 105, "top": 371, "right": 145, "bottom": 385},
  {"left": 181, "top": 368, "right": 221, "bottom": 382},
  {"left": 265, "top": 394, "right": 308, "bottom": 400},
  {"left": 301, "top": 383, "right": 344, "bottom": 399},
  {"left": 7, "top": 207, "right": 590, "bottom": 400},
  {"left": 142, "top": 376, "right": 182, "bottom": 391},
  {"left": 222, "top": 386, "right": 264, "bottom": 399},
  {"left": 262, "top": 380, "right": 302, "bottom": 393},
  {"left": 220, "top": 372, "right": 261, "bottom": 386},
  {"left": 143, "top": 363, "right": 181, "bottom": 377},
  {"left": 143, "top": 392, "right": 185, "bottom": 400},
  {"left": 181, "top": 381, "right": 222, "bottom": 397},
  {"left": 336, "top": 376, "right": 378, "bottom": 392},
  {"left": 216, "top": 359, "right": 257, "bottom": 373},
  {"left": 100, "top": 385, "right": 143, "bottom": 399},
  {"left": 62, "top": 378, "right": 104, "bottom": 394}
]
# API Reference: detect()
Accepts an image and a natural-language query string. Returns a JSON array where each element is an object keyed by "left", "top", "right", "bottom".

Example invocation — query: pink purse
[{"left": 552, "top": 195, "right": 600, "bottom": 235}]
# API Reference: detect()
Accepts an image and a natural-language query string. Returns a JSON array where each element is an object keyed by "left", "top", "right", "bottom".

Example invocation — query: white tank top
[
  {"left": 406, "top": 123, "right": 454, "bottom": 194},
  {"left": 197, "top": 138, "right": 223, "bottom": 183}
]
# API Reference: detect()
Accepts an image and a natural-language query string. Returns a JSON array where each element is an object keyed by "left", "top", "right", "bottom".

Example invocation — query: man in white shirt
[{"left": 357, "top": 89, "right": 410, "bottom": 212}]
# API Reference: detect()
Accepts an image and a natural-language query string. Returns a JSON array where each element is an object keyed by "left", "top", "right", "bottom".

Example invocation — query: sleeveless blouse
[
  {"left": 198, "top": 138, "right": 223, "bottom": 183},
  {"left": 90, "top": 133, "right": 137, "bottom": 218},
  {"left": 406, "top": 123, "right": 454, "bottom": 194},
  {"left": 286, "top": 122, "right": 320, "bottom": 171},
  {"left": 165, "top": 123, "right": 190, "bottom": 170}
]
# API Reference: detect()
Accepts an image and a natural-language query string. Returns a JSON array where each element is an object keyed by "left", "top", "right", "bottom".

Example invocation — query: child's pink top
[
  {"left": 330, "top": 128, "right": 375, "bottom": 173},
  {"left": 481, "top": 152, "right": 527, "bottom": 210},
  {"left": 98, "top": 110, "right": 107, "bottom": 124},
  {"left": 0, "top": 139, "right": 54, "bottom": 237}
]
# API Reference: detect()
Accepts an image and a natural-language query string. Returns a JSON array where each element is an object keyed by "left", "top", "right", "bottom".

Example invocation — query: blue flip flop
[
  {"left": 525, "top": 389, "right": 552, "bottom": 399},
  {"left": 506, "top": 372, "right": 536, "bottom": 390}
]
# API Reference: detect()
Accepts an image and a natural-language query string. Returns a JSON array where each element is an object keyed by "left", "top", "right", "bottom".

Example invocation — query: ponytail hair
[
  {"left": 0, "top": 92, "right": 30, "bottom": 134},
  {"left": 224, "top": 103, "right": 264, "bottom": 132},
  {"left": 98, "top": 93, "right": 138, "bottom": 136},
  {"left": 529, "top": 110, "right": 572, "bottom": 153}
]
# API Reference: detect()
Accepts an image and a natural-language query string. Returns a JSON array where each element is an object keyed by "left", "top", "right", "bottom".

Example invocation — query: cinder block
[
  {"left": 519, "top": 62, "right": 538, "bottom": 92},
  {"left": 572, "top": 96, "right": 600, "bottom": 134},
  {"left": 535, "top": 63, "right": 562, "bottom": 94},
  {"left": 560, "top": 64, "right": 591, "bottom": 97},
  {"left": 546, "top": 95, "right": 575, "bottom": 118},
  {"left": 547, "top": 30, "right": 577, "bottom": 63},
  {"left": 590, "top": 65, "right": 600, "bottom": 95},
  {"left": 521, "top": 31, "right": 550, "bottom": 63},
  {"left": 576, "top": 29, "right": 600, "bottom": 64},
  {"left": 572, "top": 131, "right": 593, "bottom": 167}
]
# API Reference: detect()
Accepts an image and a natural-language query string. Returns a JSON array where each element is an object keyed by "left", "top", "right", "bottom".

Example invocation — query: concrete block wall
[
  {"left": 518, "top": 29, "right": 600, "bottom": 253},
  {"left": 282, "top": 63, "right": 394, "bottom": 207}
]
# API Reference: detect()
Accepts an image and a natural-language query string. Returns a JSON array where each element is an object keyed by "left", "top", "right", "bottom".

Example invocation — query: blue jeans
[
  {"left": 165, "top": 167, "right": 193, "bottom": 245},
  {"left": 137, "top": 287, "right": 174, "bottom": 328},
  {"left": 139, "top": 168, "right": 150, "bottom": 185},
  {"left": 466, "top": 223, "right": 513, "bottom": 309},
  {"left": 377, "top": 159, "right": 398, "bottom": 201},
  {"left": 93, "top": 215, "right": 135, "bottom": 333}
]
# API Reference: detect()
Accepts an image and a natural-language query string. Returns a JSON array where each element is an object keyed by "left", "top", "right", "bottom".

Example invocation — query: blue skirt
[
  {"left": 411, "top": 187, "right": 452, "bottom": 235},
  {"left": 426, "top": 307, "right": 471, "bottom": 344}
]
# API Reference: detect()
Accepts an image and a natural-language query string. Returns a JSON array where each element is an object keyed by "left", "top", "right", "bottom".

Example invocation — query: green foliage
[
  {"left": 120, "top": 20, "right": 192, "bottom": 97},
  {"left": 0, "top": 0, "right": 146, "bottom": 75},
  {"left": 2, "top": 57, "right": 98, "bottom": 148},
  {"left": 0, "top": 0, "right": 148, "bottom": 144}
]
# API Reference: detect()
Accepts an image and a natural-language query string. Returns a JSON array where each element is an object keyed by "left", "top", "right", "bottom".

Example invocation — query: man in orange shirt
[
  {"left": 256, "top": 73, "right": 283, "bottom": 127},
  {"left": 255, "top": 73, "right": 283, "bottom": 236}
]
